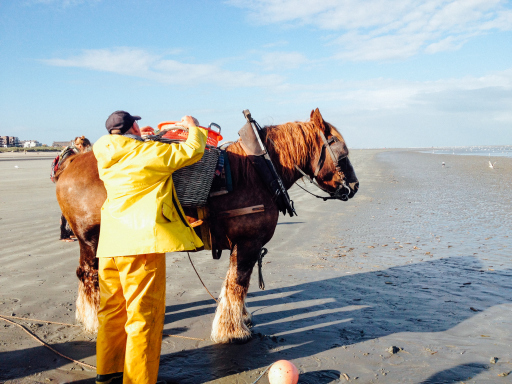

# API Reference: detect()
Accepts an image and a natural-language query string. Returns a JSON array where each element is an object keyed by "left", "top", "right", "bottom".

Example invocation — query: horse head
[{"left": 308, "top": 108, "right": 359, "bottom": 201}]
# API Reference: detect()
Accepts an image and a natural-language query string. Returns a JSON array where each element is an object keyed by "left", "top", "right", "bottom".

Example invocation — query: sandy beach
[{"left": 0, "top": 149, "right": 511, "bottom": 384}]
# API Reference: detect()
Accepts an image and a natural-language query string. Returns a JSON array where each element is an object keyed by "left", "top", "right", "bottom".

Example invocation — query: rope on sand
[
  {"left": 1, "top": 314, "right": 81, "bottom": 327},
  {"left": 1, "top": 314, "right": 209, "bottom": 342},
  {"left": 0, "top": 314, "right": 96, "bottom": 370},
  {"left": 0, "top": 314, "right": 208, "bottom": 371},
  {"left": 163, "top": 333, "right": 206, "bottom": 341},
  {"left": 251, "top": 363, "right": 273, "bottom": 384},
  {"left": 187, "top": 252, "right": 219, "bottom": 303}
]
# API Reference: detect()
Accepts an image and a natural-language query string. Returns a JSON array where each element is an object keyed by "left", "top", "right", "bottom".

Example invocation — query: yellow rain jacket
[{"left": 93, "top": 126, "right": 208, "bottom": 257}]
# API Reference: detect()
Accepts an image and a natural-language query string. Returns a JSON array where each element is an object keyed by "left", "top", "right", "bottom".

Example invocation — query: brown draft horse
[{"left": 55, "top": 109, "right": 359, "bottom": 343}]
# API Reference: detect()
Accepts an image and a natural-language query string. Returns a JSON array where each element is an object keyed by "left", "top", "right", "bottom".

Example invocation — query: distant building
[
  {"left": 0, "top": 136, "right": 20, "bottom": 147},
  {"left": 52, "top": 141, "right": 72, "bottom": 148},
  {"left": 23, "top": 140, "right": 42, "bottom": 148}
]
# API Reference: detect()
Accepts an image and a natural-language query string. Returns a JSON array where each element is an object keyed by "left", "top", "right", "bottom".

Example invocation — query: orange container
[
  {"left": 158, "top": 121, "right": 223, "bottom": 147},
  {"left": 140, "top": 126, "right": 155, "bottom": 136}
]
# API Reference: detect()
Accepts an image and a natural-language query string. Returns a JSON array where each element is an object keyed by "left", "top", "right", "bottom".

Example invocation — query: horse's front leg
[
  {"left": 242, "top": 302, "right": 253, "bottom": 326},
  {"left": 211, "top": 239, "right": 261, "bottom": 343}
]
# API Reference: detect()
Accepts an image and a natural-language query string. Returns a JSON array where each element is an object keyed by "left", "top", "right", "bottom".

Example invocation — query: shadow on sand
[
  {"left": 0, "top": 341, "right": 95, "bottom": 381},
  {"left": 2, "top": 256, "right": 509, "bottom": 383},
  {"left": 159, "top": 255, "right": 511, "bottom": 383},
  {"left": 417, "top": 363, "right": 488, "bottom": 384}
]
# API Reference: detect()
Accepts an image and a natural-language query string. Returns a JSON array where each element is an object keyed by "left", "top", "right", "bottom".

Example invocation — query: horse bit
[{"left": 293, "top": 132, "right": 352, "bottom": 201}]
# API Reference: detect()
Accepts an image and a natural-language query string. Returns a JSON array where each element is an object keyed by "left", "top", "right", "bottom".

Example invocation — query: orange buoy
[{"left": 268, "top": 360, "right": 299, "bottom": 384}]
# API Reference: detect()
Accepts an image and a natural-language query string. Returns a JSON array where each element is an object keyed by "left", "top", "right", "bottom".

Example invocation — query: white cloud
[
  {"left": 279, "top": 67, "right": 512, "bottom": 111},
  {"left": 44, "top": 48, "right": 157, "bottom": 75},
  {"left": 257, "top": 51, "right": 309, "bottom": 70},
  {"left": 228, "top": 0, "right": 512, "bottom": 61},
  {"left": 42, "top": 47, "right": 512, "bottom": 117},
  {"left": 294, "top": 69, "right": 512, "bottom": 147},
  {"left": 424, "top": 35, "right": 469, "bottom": 54},
  {"left": 43, "top": 48, "right": 283, "bottom": 88}
]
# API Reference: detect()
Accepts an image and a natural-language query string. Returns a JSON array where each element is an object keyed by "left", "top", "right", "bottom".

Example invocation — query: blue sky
[{"left": 1, "top": 0, "right": 511, "bottom": 148}]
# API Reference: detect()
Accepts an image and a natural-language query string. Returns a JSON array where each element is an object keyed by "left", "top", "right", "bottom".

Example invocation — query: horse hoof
[
  {"left": 243, "top": 318, "right": 253, "bottom": 327},
  {"left": 211, "top": 327, "right": 252, "bottom": 344},
  {"left": 242, "top": 312, "right": 253, "bottom": 326},
  {"left": 230, "top": 334, "right": 253, "bottom": 344}
]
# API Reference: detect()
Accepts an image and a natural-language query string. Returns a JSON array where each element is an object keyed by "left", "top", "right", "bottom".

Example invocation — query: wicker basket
[
  {"left": 171, "top": 145, "right": 221, "bottom": 207},
  {"left": 148, "top": 136, "right": 221, "bottom": 207}
]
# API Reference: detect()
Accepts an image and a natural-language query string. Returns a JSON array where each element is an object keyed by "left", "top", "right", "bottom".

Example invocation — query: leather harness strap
[
  {"left": 216, "top": 205, "right": 265, "bottom": 219},
  {"left": 293, "top": 131, "right": 351, "bottom": 201},
  {"left": 314, "top": 134, "right": 340, "bottom": 177}
]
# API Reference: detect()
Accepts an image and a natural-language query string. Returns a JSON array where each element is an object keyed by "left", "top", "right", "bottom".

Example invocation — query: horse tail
[{"left": 54, "top": 153, "right": 79, "bottom": 182}]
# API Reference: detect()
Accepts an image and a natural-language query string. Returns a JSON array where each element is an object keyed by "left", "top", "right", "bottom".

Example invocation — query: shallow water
[
  {"left": 337, "top": 150, "right": 512, "bottom": 268},
  {"left": 420, "top": 145, "right": 512, "bottom": 158}
]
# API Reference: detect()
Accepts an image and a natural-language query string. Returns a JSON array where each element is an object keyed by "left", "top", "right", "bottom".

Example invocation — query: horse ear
[{"left": 310, "top": 108, "right": 328, "bottom": 133}]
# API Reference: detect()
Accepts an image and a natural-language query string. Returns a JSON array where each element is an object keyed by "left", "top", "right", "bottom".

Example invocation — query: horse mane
[
  {"left": 226, "top": 119, "right": 326, "bottom": 187},
  {"left": 264, "top": 121, "right": 321, "bottom": 181}
]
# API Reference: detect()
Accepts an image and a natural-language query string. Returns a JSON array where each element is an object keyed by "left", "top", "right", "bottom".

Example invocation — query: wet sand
[{"left": 0, "top": 150, "right": 511, "bottom": 383}]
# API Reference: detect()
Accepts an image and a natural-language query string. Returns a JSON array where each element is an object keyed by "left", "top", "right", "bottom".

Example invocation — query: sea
[{"left": 421, "top": 145, "right": 512, "bottom": 158}]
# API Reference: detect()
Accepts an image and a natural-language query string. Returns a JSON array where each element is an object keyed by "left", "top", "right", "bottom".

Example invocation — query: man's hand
[{"left": 180, "top": 116, "right": 200, "bottom": 129}]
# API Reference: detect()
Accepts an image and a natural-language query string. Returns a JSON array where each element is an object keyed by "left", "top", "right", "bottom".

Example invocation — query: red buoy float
[{"left": 268, "top": 360, "right": 299, "bottom": 384}]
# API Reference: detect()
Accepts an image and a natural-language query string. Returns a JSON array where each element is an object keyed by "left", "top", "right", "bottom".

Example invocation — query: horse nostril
[{"left": 350, "top": 181, "right": 359, "bottom": 192}]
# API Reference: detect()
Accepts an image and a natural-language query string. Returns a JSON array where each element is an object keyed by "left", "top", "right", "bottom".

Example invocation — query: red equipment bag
[{"left": 157, "top": 121, "right": 222, "bottom": 147}]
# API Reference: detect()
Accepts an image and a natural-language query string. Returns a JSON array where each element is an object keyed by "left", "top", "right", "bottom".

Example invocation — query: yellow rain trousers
[{"left": 96, "top": 253, "right": 166, "bottom": 384}]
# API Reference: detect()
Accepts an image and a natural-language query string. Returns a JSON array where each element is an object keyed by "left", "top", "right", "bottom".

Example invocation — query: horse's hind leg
[
  {"left": 75, "top": 227, "right": 100, "bottom": 333},
  {"left": 211, "top": 239, "right": 260, "bottom": 343}
]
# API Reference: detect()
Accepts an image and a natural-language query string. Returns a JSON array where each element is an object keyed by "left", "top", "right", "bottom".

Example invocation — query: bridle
[{"left": 293, "top": 131, "right": 352, "bottom": 201}]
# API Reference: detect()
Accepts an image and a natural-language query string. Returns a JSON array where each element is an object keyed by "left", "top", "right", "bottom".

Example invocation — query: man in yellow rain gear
[{"left": 93, "top": 111, "right": 207, "bottom": 384}]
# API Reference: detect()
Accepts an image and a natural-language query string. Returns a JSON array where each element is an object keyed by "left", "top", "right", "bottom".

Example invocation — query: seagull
[
  {"left": 489, "top": 161, "right": 497, "bottom": 169},
  {"left": 14, "top": 165, "right": 19, "bottom": 169},
  {"left": 442, "top": 162, "right": 445, "bottom": 167}
]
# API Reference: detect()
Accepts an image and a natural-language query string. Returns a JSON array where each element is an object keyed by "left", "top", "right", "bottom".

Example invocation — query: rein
[
  {"left": 294, "top": 167, "right": 338, "bottom": 201},
  {"left": 290, "top": 131, "right": 351, "bottom": 201}
]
